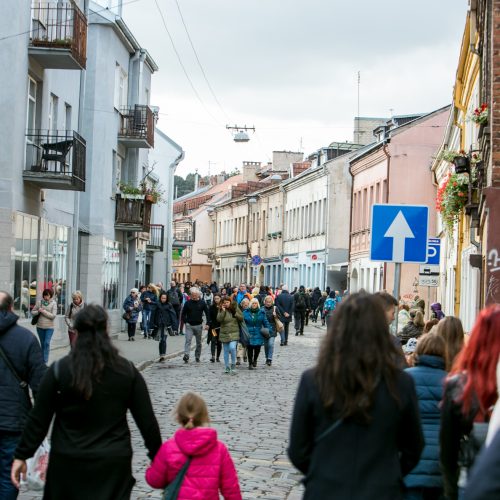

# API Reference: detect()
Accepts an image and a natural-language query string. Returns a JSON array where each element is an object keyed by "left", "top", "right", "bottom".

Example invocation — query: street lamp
[{"left": 226, "top": 125, "right": 256, "bottom": 143}]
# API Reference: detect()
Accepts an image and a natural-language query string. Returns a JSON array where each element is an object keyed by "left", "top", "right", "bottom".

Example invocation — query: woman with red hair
[{"left": 440, "top": 305, "right": 500, "bottom": 499}]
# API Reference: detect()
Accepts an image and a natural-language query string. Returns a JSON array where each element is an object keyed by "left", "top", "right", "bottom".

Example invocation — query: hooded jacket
[
  {"left": 145, "top": 427, "right": 242, "bottom": 500},
  {"left": 0, "top": 311, "right": 46, "bottom": 432}
]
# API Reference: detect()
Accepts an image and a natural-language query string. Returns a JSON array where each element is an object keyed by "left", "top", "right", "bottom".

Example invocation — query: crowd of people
[
  {"left": 122, "top": 280, "right": 344, "bottom": 373},
  {"left": 1, "top": 282, "right": 500, "bottom": 499}
]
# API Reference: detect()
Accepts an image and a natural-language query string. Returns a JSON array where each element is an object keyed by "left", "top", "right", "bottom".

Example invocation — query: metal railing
[
  {"left": 147, "top": 224, "right": 164, "bottom": 251},
  {"left": 173, "top": 220, "right": 195, "bottom": 243},
  {"left": 115, "top": 195, "right": 152, "bottom": 231},
  {"left": 119, "top": 105, "right": 155, "bottom": 147},
  {"left": 25, "top": 130, "right": 86, "bottom": 190},
  {"left": 30, "top": 2, "right": 87, "bottom": 68}
]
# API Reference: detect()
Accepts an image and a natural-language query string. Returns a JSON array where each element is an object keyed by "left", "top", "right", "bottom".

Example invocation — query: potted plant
[
  {"left": 440, "top": 149, "right": 470, "bottom": 173},
  {"left": 118, "top": 182, "right": 143, "bottom": 199},
  {"left": 470, "top": 103, "right": 488, "bottom": 125},
  {"left": 436, "top": 172, "right": 469, "bottom": 235},
  {"left": 140, "top": 181, "right": 165, "bottom": 204}
]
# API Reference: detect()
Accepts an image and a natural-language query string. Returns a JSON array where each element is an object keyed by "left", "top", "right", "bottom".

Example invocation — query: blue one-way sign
[{"left": 370, "top": 204, "right": 429, "bottom": 263}]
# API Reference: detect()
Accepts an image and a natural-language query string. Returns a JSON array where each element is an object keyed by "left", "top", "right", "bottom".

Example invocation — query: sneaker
[
  {"left": 128, "top": 338, "right": 132, "bottom": 342},
  {"left": 195, "top": 358, "right": 200, "bottom": 363},
  {"left": 280, "top": 342, "right": 284, "bottom": 346},
  {"left": 252, "top": 361, "right": 257, "bottom": 368},
  {"left": 284, "top": 341, "right": 288, "bottom": 345},
  {"left": 131, "top": 337, "right": 135, "bottom": 341},
  {"left": 266, "top": 359, "right": 271, "bottom": 366},
  {"left": 300, "top": 332, "right": 304, "bottom": 336},
  {"left": 231, "top": 364, "right": 236, "bottom": 370},
  {"left": 295, "top": 332, "right": 299, "bottom": 336},
  {"left": 248, "top": 364, "right": 254, "bottom": 370},
  {"left": 210, "top": 356, "right": 215, "bottom": 363},
  {"left": 216, "top": 358, "right": 220, "bottom": 362},
  {"left": 183, "top": 354, "right": 189, "bottom": 363},
  {"left": 158, "top": 356, "right": 166, "bottom": 362},
  {"left": 224, "top": 367, "right": 231, "bottom": 374}
]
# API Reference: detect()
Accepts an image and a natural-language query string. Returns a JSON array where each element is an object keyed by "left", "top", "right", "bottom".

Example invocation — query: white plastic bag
[{"left": 25, "top": 439, "right": 50, "bottom": 491}]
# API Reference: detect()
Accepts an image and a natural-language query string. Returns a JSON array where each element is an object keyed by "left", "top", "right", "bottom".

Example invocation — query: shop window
[{"left": 103, "top": 238, "right": 121, "bottom": 309}]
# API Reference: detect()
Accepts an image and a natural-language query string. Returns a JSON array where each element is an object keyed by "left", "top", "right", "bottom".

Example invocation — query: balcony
[
  {"left": 173, "top": 220, "right": 195, "bottom": 248},
  {"left": 24, "top": 130, "right": 86, "bottom": 191},
  {"left": 29, "top": 2, "right": 87, "bottom": 70},
  {"left": 146, "top": 224, "right": 164, "bottom": 252},
  {"left": 118, "top": 105, "right": 155, "bottom": 148},
  {"left": 115, "top": 195, "right": 152, "bottom": 232}
]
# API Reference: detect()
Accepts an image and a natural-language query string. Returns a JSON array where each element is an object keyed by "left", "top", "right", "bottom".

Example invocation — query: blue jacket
[
  {"left": 404, "top": 354, "right": 447, "bottom": 489},
  {"left": 123, "top": 295, "right": 143, "bottom": 323},
  {"left": 141, "top": 290, "right": 157, "bottom": 311},
  {"left": 0, "top": 311, "right": 46, "bottom": 432},
  {"left": 243, "top": 308, "right": 271, "bottom": 346}
]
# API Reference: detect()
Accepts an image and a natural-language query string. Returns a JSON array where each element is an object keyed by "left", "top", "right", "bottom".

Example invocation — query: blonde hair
[
  {"left": 264, "top": 295, "right": 274, "bottom": 306},
  {"left": 72, "top": 290, "right": 84, "bottom": 301},
  {"left": 175, "top": 392, "right": 209, "bottom": 429},
  {"left": 249, "top": 298, "right": 260, "bottom": 309},
  {"left": 148, "top": 283, "right": 159, "bottom": 297}
]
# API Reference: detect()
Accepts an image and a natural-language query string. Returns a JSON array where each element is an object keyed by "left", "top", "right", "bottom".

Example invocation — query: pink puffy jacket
[{"left": 145, "top": 427, "right": 242, "bottom": 500}]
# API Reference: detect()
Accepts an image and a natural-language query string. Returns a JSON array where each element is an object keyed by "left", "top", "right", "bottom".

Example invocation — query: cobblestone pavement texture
[{"left": 19, "top": 324, "right": 325, "bottom": 499}]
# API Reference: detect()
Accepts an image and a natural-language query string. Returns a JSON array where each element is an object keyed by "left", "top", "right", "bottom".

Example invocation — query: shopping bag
[{"left": 25, "top": 438, "right": 50, "bottom": 491}]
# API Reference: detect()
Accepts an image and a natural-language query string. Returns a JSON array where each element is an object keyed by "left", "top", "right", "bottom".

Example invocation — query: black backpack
[
  {"left": 295, "top": 293, "right": 306, "bottom": 310},
  {"left": 167, "top": 289, "right": 180, "bottom": 306}
]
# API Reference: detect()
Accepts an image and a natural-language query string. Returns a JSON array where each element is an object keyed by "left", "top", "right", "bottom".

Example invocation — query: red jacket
[{"left": 145, "top": 427, "right": 242, "bottom": 500}]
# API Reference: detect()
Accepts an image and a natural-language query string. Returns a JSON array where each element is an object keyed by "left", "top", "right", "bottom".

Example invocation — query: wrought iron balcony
[
  {"left": 115, "top": 195, "right": 152, "bottom": 232},
  {"left": 118, "top": 105, "right": 155, "bottom": 148},
  {"left": 24, "top": 130, "right": 86, "bottom": 191},
  {"left": 147, "top": 224, "right": 164, "bottom": 252},
  {"left": 29, "top": 1, "right": 87, "bottom": 70},
  {"left": 173, "top": 220, "right": 195, "bottom": 248}
]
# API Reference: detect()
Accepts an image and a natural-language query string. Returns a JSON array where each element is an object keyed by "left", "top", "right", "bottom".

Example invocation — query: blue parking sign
[{"left": 427, "top": 238, "right": 441, "bottom": 265}]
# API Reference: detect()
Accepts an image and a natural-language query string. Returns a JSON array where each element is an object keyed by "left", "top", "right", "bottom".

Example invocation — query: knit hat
[{"left": 403, "top": 337, "right": 418, "bottom": 354}]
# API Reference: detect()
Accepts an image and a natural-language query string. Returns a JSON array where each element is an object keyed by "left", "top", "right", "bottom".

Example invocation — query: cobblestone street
[{"left": 18, "top": 324, "right": 323, "bottom": 499}]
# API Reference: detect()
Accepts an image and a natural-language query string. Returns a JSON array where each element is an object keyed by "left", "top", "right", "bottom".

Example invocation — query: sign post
[{"left": 370, "top": 204, "right": 429, "bottom": 333}]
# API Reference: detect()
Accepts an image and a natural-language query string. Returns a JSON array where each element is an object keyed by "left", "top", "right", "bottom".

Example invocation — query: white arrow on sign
[{"left": 384, "top": 211, "right": 415, "bottom": 262}]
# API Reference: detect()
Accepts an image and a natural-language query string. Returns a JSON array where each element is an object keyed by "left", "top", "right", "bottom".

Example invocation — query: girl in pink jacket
[{"left": 145, "top": 392, "right": 242, "bottom": 500}]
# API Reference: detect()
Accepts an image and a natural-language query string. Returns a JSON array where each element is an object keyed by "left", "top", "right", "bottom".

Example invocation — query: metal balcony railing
[
  {"left": 24, "top": 130, "right": 86, "bottom": 191},
  {"left": 147, "top": 224, "right": 164, "bottom": 251},
  {"left": 115, "top": 195, "right": 152, "bottom": 232},
  {"left": 30, "top": 1, "right": 87, "bottom": 69},
  {"left": 118, "top": 105, "right": 155, "bottom": 148}
]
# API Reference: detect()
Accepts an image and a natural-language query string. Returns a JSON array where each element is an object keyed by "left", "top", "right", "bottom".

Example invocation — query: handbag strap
[
  {"left": 0, "top": 344, "right": 28, "bottom": 388},
  {"left": 163, "top": 456, "right": 192, "bottom": 500},
  {"left": 315, "top": 418, "right": 343, "bottom": 444}
]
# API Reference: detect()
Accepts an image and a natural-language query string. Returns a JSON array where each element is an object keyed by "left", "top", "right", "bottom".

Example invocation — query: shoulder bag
[
  {"left": 163, "top": 456, "right": 192, "bottom": 500},
  {"left": 31, "top": 313, "right": 40, "bottom": 326},
  {"left": 274, "top": 307, "right": 284, "bottom": 333},
  {"left": 0, "top": 344, "right": 28, "bottom": 389}
]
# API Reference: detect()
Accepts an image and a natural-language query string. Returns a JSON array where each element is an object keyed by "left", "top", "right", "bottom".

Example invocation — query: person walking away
[
  {"left": 167, "top": 281, "right": 183, "bottom": 334},
  {"left": 145, "top": 392, "right": 242, "bottom": 499},
  {"left": 403, "top": 333, "right": 448, "bottom": 499},
  {"left": 440, "top": 305, "right": 500, "bottom": 499},
  {"left": 217, "top": 297, "right": 243, "bottom": 374},
  {"left": 181, "top": 287, "right": 209, "bottom": 363},
  {"left": 207, "top": 294, "right": 222, "bottom": 363},
  {"left": 31, "top": 288, "right": 58, "bottom": 364},
  {"left": 310, "top": 287, "right": 321, "bottom": 323},
  {"left": 293, "top": 286, "right": 310, "bottom": 336},
  {"left": 242, "top": 299, "right": 271, "bottom": 370},
  {"left": 288, "top": 292, "right": 424, "bottom": 499},
  {"left": 430, "top": 303, "right": 445, "bottom": 321},
  {"left": 141, "top": 284, "right": 158, "bottom": 339},
  {"left": 262, "top": 295, "right": 279, "bottom": 366},
  {"left": 399, "top": 310, "right": 425, "bottom": 346},
  {"left": 236, "top": 298, "right": 250, "bottom": 365},
  {"left": 152, "top": 292, "right": 178, "bottom": 362},
  {"left": 123, "top": 288, "right": 142, "bottom": 341},
  {"left": 435, "top": 316, "right": 464, "bottom": 371},
  {"left": 317, "top": 292, "right": 327, "bottom": 326},
  {"left": 0, "top": 292, "right": 45, "bottom": 500},
  {"left": 11, "top": 304, "right": 162, "bottom": 499},
  {"left": 64, "top": 291, "right": 85, "bottom": 348},
  {"left": 275, "top": 285, "right": 293, "bottom": 345},
  {"left": 323, "top": 291, "right": 337, "bottom": 328}
]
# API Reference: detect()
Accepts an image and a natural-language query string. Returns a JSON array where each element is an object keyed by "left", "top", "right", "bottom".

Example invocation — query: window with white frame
[
  {"left": 48, "top": 93, "right": 58, "bottom": 132},
  {"left": 114, "top": 63, "right": 128, "bottom": 110}
]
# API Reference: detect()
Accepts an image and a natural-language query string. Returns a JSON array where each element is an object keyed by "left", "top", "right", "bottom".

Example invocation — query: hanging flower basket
[
  {"left": 470, "top": 103, "right": 488, "bottom": 125},
  {"left": 453, "top": 155, "right": 470, "bottom": 174},
  {"left": 436, "top": 172, "right": 469, "bottom": 235}
]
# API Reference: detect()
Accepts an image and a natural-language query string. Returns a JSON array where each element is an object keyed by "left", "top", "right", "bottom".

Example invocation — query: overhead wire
[{"left": 152, "top": 0, "right": 222, "bottom": 127}]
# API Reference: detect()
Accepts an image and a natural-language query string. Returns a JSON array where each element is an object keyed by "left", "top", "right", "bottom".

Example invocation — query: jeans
[
  {"left": 294, "top": 311, "right": 306, "bottom": 334},
  {"left": 158, "top": 325, "right": 170, "bottom": 356},
  {"left": 36, "top": 327, "right": 54, "bottom": 364},
  {"left": 247, "top": 345, "right": 261, "bottom": 364},
  {"left": 184, "top": 324, "right": 203, "bottom": 359},
  {"left": 223, "top": 341, "right": 237, "bottom": 367},
  {"left": 403, "top": 487, "right": 444, "bottom": 500},
  {"left": 0, "top": 431, "right": 21, "bottom": 500},
  {"left": 264, "top": 336, "right": 275, "bottom": 360},
  {"left": 142, "top": 309, "right": 152, "bottom": 336}
]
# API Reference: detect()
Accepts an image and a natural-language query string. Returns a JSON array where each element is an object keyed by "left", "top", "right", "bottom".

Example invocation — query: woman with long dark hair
[
  {"left": 436, "top": 316, "right": 464, "bottom": 371},
  {"left": 207, "top": 293, "right": 223, "bottom": 363},
  {"left": 288, "top": 292, "right": 424, "bottom": 499},
  {"left": 11, "top": 304, "right": 162, "bottom": 499},
  {"left": 440, "top": 305, "right": 500, "bottom": 499},
  {"left": 152, "top": 292, "right": 178, "bottom": 362}
]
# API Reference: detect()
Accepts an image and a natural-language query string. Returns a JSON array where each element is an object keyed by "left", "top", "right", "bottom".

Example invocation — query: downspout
[
  {"left": 279, "top": 184, "right": 286, "bottom": 286},
  {"left": 347, "top": 158, "right": 354, "bottom": 293},
  {"left": 382, "top": 141, "right": 391, "bottom": 290},
  {"left": 322, "top": 162, "right": 329, "bottom": 291}
]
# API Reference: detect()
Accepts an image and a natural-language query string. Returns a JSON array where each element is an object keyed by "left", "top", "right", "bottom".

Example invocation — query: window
[
  {"left": 48, "top": 93, "right": 58, "bottom": 132},
  {"left": 27, "top": 77, "right": 37, "bottom": 132},
  {"left": 63, "top": 103, "right": 72, "bottom": 132},
  {"left": 102, "top": 239, "right": 121, "bottom": 310},
  {"left": 376, "top": 182, "right": 380, "bottom": 204},
  {"left": 112, "top": 151, "right": 122, "bottom": 195},
  {"left": 114, "top": 63, "right": 128, "bottom": 110}
]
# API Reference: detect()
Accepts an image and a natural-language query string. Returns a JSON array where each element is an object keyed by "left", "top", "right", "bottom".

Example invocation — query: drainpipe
[
  {"left": 347, "top": 156, "right": 354, "bottom": 293},
  {"left": 323, "top": 162, "right": 329, "bottom": 291},
  {"left": 279, "top": 184, "right": 286, "bottom": 285},
  {"left": 382, "top": 141, "right": 391, "bottom": 290}
]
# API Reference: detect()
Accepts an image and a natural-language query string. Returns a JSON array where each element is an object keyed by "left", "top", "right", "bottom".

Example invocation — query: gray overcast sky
[{"left": 121, "top": 0, "right": 468, "bottom": 177}]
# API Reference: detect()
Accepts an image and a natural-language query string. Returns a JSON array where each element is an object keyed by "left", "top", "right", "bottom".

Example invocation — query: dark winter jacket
[
  {"left": 262, "top": 305, "right": 277, "bottom": 337},
  {"left": 123, "top": 295, "right": 142, "bottom": 323},
  {"left": 242, "top": 308, "right": 271, "bottom": 346},
  {"left": 207, "top": 304, "right": 221, "bottom": 331},
  {"left": 293, "top": 291, "right": 311, "bottom": 312},
  {"left": 167, "top": 287, "right": 183, "bottom": 308},
  {"left": 399, "top": 322, "right": 424, "bottom": 345},
  {"left": 289, "top": 368, "right": 424, "bottom": 500},
  {"left": 310, "top": 288, "right": 322, "bottom": 309},
  {"left": 152, "top": 302, "right": 178, "bottom": 331},
  {"left": 404, "top": 355, "right": 447, "bottom": 489},
  {"left": 216, "top": 308, "right": 243, "bottom": 343},
  {"left": 181, "top": 299, "right": 209, "bottom": 326},
  {"left": 0, "top": 311, "right": 46, "bottom": 432},
  {"left": 440, "top": 374, "right": 484, "bottom": 500},
  {"left": 275, "top": 291, "right": 294, "bottom": 323},
  {"left": 141, "top": 290, "right": 158, "bottom": 311}
]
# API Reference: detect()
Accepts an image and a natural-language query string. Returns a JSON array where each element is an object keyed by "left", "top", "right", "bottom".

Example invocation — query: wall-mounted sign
[{"left": 251, "top": 255, "right": 262, "bottom": 266}]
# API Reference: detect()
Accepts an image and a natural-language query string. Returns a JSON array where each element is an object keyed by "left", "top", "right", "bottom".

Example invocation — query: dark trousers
[
  {"left": 173, "top": 305, "right": 181, "bottom": 329},
  {"left": 210, "top": 336, "right": 222, "bottom": 359},
  {"left": 158, "top": 325, "right": 170, "bottom": 356},
  {"left": 127, "top": 322, "right": 136, "bottom": 338},
  {"left": 283, "top": 322, "right": 290, "bottom": 343},
  {"left": 294, "top": 310, "right": 306, "bottom": 334},
  {"left": 0, "top": 431, "right": 21, "bottom": 500},
  {"left": 247, "top": 345, "right": 261, "bottom": 364}
]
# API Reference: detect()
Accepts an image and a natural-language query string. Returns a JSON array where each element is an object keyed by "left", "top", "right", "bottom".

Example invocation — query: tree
[{"left": 174, "top": 173, "right": 195, "bottom": 198}]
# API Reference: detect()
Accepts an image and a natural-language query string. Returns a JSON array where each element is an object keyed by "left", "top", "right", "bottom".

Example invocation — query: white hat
[{"left": 130, "top": 288, "right": 139, "bottom": 294}]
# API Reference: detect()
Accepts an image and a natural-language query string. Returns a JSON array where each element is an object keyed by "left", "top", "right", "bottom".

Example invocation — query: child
[{"left": 145, "top": 392, "right": 242, "bottom": 500}]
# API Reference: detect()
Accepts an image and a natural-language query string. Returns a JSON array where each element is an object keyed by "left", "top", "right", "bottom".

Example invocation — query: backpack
[
  {"left": 295, "top": 293, "right": 306, "bottom": 310},
  {"left": 324, "top": 298, "right": 335, "bottom": 312},
  {"left": 167, "top": 289, "right": 180, "bottom": 306}
]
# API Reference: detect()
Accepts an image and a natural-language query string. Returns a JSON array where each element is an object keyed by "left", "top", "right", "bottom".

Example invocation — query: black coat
[
  {"left": 152, "top": 302, "right": 178, "bottom": 331},
  {"left": 0, "top": 311, "right": 46, "bottom": 432},
  {"left": 288, "top": 368, "right": 424, "bottom": 500},
  {"left": 275, "top": 291, "right": 294, "bottom": 323}
]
